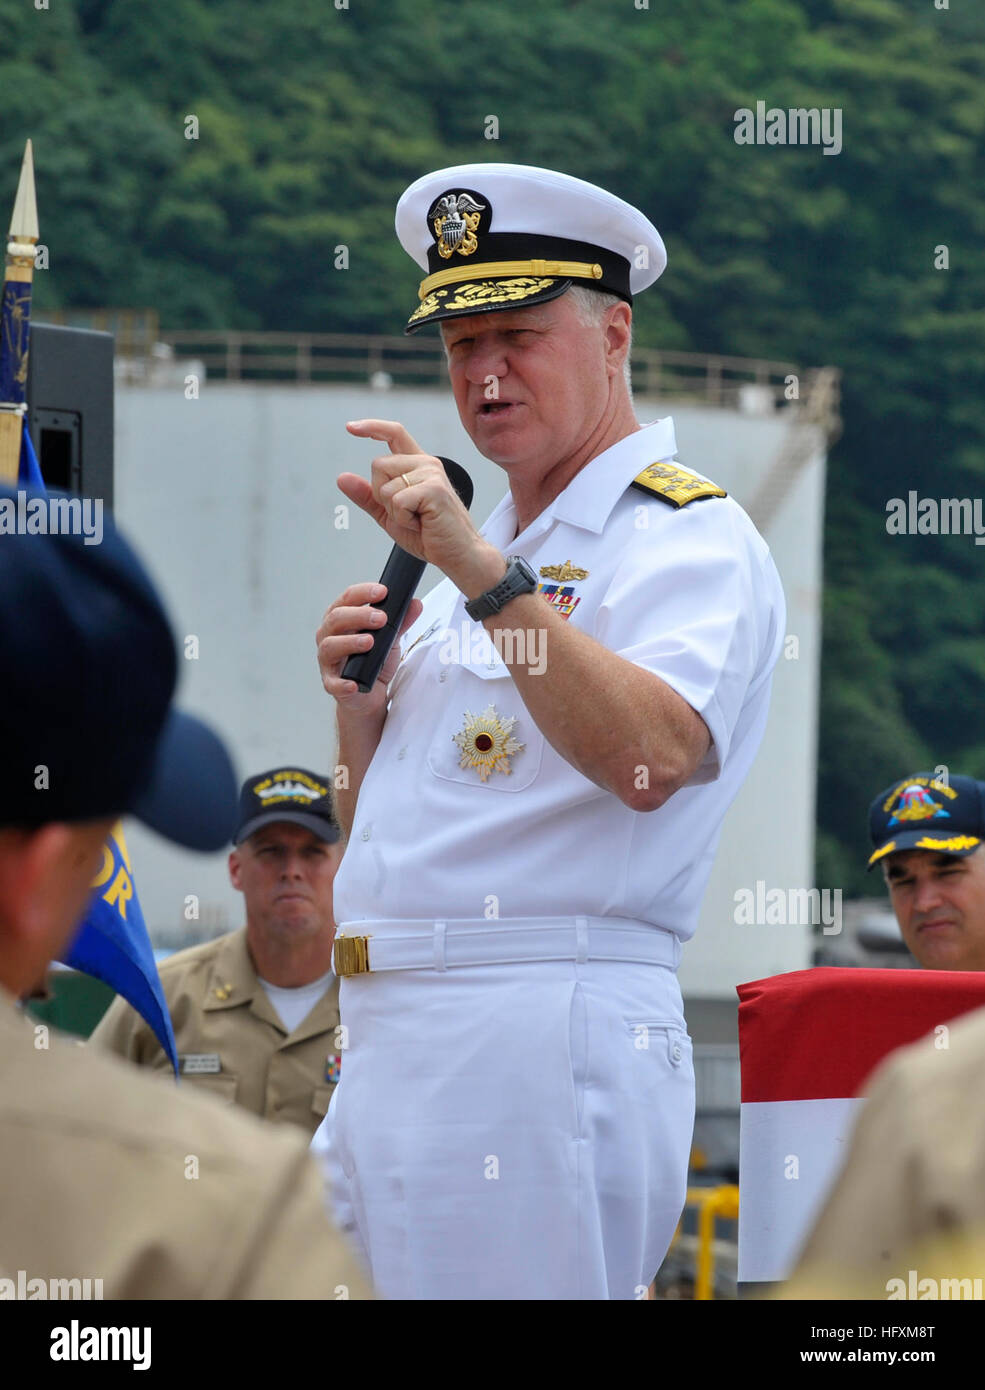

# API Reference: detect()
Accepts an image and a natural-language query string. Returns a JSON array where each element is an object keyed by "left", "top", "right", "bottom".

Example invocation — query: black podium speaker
[{"left": 25, "top": 323, "right": 114, "bottom": 512}]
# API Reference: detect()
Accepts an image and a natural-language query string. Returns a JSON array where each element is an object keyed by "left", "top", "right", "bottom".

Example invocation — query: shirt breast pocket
[
  {"left": 386, "top": 620, "right": 443, "bottom": 707},
  {"left": 425, "top": 656, "right": 544, "bottom": 792},
  {"left": 310, "top": 1084, "right": 336, "bottom": 1120},
  {"left": 182, "top": 1073, "right": 239, "bottom": 1106}
]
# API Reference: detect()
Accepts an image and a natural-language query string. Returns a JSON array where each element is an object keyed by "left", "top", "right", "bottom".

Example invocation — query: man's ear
[
  {"left": 604, "top": 302, "right": 632, "bottom": 377},
  {"left": 0, "top": 825, "right": 80, "bottom": 945},
  {"left": 228, "top": 848, "right": 243, "bottom": 892},
  {"left": 0, "top": 821, "right": 112, "bottom": 997}
]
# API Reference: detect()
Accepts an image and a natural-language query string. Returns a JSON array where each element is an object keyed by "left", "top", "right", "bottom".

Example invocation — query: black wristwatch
[{"left": 464, "top": 555, "right": 538, "bottom": 621}]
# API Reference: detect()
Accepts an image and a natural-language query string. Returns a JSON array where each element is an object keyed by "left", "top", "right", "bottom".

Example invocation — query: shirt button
[
  {"left": 672, "top": 1043, "right": 682, "bottom": 1063},
  {"left": 438, "top": 669, "right": 448, "bottom": 683},
  {"left": 360, "top": 825, "right": 371, "bottom": 841},
  {"left": 397, "top": 747, "right": 407, "bottom": 760}
]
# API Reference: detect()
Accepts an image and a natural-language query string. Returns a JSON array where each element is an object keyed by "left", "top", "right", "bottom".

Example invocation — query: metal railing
[
  {"left": 156, "top": 329, "right": 813, "bottom": 408},
  {"left": 744, "top": 363, "right": 843, "bottom": 530},
  {"left": 37, "top": 308, "right": 161, "bottom": 360},
  {"left": 38, "top": 311, "right": 834, "bottom": 413}
]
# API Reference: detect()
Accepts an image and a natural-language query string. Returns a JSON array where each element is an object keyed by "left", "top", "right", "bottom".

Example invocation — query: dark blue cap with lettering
[{"left": 235, "top": 768, "right": 340, "bottom": 845}]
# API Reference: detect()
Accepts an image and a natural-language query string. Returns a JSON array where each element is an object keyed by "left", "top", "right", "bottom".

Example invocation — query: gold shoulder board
[{"left": 630, "top": 461, "right": 727, "bottom": 509}]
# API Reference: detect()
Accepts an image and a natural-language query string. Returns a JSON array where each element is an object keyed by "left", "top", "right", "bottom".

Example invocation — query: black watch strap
[{"left": 465, "top": 555, "right": 538, "bottom": 621}]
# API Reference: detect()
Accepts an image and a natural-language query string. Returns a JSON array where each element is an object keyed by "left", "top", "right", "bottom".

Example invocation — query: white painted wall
[{"left": 114, "top": 383, "right": 821, "bottom": 997}]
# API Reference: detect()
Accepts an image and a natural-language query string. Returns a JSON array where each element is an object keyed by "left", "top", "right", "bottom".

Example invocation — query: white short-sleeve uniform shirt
[{"left": 332, "top": 417, "right": 785, "bottom": 942}]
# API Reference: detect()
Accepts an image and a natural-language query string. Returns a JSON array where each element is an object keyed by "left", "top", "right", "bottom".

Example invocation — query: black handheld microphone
[{"left": 341, "top": 457, "right": 474, "bottom": 692}]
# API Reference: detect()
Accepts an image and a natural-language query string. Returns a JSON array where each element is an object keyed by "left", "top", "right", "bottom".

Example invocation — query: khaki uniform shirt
[
  {"left": 0, "top": 989, "right": 371, "bottom": 1299},
  {"left": 89, "top": 928, "right": 341, "bottom": 1137},
  {"left": 791, "top": 1003, "right": 985, "bottom": 1291}
]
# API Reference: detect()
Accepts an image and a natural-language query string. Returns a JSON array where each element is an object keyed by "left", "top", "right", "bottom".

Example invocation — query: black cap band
[{"left": 423, "top": 233, "right": 632, "bottom": 301}]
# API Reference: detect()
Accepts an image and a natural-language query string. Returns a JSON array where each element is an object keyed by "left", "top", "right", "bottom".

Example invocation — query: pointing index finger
[{"left": 346, "top": 419, "right": 424, "bottom": 456}]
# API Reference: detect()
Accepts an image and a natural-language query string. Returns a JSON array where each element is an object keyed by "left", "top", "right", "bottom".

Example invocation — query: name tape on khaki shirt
[{"left": 181, "top": 1053, "right": 222, "bottom": 1075}]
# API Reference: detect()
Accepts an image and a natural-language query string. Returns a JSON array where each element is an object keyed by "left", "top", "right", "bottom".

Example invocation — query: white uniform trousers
[{"left": 310, "top": 919, "right": 695, "bottom": 1300}]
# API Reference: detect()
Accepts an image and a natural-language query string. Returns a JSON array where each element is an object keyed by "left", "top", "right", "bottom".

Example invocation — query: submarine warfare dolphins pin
[
  {"left": 453, "top": 705, "right": 524, "bottom": 781},
  {"left": 538, "top": 561, "right": 589, "bottom": 582}
]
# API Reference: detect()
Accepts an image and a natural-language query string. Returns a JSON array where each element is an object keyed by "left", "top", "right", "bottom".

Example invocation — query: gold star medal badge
[{"left": 453, "top": 705, "right": 524, "bottom": 782}]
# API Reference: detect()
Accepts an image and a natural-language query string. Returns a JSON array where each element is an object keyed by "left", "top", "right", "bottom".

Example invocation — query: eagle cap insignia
[
  {"left": 453, "top": 705, "right": 524, "bottom": 781},
  {"left": 429, "top": 188, "right": 488, "bottom": 259}
]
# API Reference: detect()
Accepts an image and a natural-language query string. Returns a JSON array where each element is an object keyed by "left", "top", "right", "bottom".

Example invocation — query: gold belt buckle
[{"left": 334, "top": 935, "right": 371, "bottom": 977}]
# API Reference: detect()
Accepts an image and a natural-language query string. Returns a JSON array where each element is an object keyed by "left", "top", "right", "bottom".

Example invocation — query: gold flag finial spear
[{"left": 0, "top": 139, "right": 40, "bottom": 482}]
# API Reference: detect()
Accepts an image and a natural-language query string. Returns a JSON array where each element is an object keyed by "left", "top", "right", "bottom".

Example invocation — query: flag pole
[{"left": 0, "top": 140, "right": 39, "bottom": 482}]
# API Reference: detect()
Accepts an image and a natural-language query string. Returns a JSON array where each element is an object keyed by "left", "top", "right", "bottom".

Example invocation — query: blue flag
[
  {"left": 19, "top": 428, "right": 179, "bottom": 1072},
  {"left": 64, "top": 824, "right": 179, "bottom": 1073},
  {"left": 19, "top": 417, "right": 43, "bottom": 486}
]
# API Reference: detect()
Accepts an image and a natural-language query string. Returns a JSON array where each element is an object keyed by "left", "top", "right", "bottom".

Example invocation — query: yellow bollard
[{"left": 685, "top": 1184, "right": 739, "bottom": 1300}]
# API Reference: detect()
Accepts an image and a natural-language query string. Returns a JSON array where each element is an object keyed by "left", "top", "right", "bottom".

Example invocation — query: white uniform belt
[{"left": 333, "top": 916, "right": 680, "bottom": 976}]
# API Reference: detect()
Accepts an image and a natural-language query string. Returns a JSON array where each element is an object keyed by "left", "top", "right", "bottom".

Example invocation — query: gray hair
[
  {"left": 565, "top": 285, "right": 633, "bottom": 394},
  {"left": 438, "top": 285, "right": 634, "bottom": 395}
]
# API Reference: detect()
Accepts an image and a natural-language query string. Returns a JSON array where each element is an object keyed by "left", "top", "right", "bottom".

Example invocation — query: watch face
[{"left": 509, "top": 555, "right": 537, "bottom": 588}]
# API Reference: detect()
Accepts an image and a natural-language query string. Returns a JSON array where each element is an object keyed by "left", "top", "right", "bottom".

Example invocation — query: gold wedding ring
[{"left": 401, "top": 473, "right": 411, "bottom": 489}]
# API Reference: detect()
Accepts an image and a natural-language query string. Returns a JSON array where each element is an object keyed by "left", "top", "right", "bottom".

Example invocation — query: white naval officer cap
[{"left": 395, "top": 162, "right": 666, "bottom": 334}]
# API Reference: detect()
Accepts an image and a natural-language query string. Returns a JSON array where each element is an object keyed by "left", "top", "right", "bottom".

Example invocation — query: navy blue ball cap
[
  {"left": 0, "top": 485, "right": 237, "bottom": 850},
  {"left": 867, "top": 771, "right": 985, "bottom": 869},
  {"left": 234, "top": 767, "right": 339, "bottom": 846},
  {"left": 131, "top": 708, "right": 238, "bottom": 850}
]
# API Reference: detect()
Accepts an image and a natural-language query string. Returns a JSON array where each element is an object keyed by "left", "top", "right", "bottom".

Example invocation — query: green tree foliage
[{"left": 1, "top": 0, "right": 981, "bottom": 896}]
